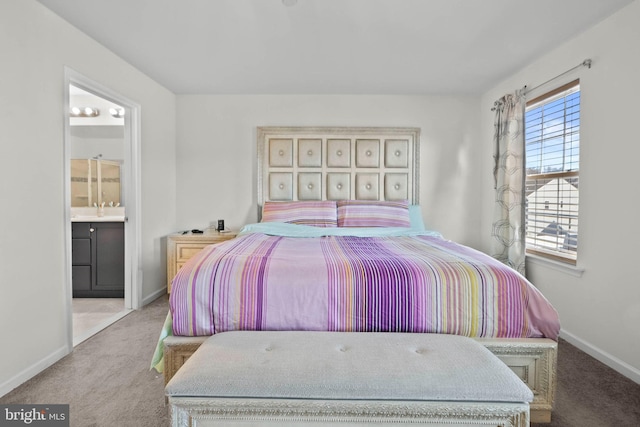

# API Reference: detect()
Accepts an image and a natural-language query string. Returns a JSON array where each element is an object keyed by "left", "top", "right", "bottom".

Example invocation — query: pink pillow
[
  {"left": 337, "top": 200, "right": 411, "bottom": 227},
  {"left": 261, "top": 201, "right": 338, "bottom": 227}
]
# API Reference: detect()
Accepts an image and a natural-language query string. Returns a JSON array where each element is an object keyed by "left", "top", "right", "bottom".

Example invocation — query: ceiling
[{"left": 37, "top": 0, "right": 633, "bottom": 95}]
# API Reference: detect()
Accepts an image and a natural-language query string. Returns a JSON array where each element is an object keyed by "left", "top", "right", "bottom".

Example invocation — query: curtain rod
[
  {"left": 491, "top": 58, "right": 592, "bottom": 111},
  {"left": 524, "top": 58, "right": 592, "bottom": 95}
]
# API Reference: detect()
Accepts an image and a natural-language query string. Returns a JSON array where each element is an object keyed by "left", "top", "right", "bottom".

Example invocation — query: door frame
[{"left": 63, "top": 68, "right": 142, "bottom": 350}]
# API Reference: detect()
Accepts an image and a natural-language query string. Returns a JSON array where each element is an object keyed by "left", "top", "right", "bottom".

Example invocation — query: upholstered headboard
[{"left": 257, "top": 126, "right": 420, "bottom": 215}]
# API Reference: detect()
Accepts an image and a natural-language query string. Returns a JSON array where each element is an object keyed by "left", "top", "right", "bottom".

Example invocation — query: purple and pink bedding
[{"left": 169, "top": 224, "right": 560, "bottom": 340}]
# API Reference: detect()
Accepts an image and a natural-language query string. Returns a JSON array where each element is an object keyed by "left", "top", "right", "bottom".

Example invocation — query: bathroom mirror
[{"left": 70, "top": 159, "right": 122, "bottom": 207}]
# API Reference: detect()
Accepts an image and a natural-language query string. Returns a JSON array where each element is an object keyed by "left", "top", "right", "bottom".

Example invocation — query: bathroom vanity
[{"left": 71, "top": 219, "right": 124, "bottom": 298}]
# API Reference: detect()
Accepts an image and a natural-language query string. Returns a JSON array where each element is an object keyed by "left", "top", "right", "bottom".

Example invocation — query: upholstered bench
[{"left": 166, "top": 331, "right": 533, "bottom": 426}]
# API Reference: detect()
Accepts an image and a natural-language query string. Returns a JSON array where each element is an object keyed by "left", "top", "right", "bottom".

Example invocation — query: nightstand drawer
[{"left": 176, "top": 243, "right": 210, "bottom": 262}]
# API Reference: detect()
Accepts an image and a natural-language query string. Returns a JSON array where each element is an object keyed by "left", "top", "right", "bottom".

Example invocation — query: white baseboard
[
  {"left": 0, "top": 345, "right": 69, "bottom": 398},
  {"left": 560, "top": 329, "right": 640, "bottom": 384},
  {"left": 142, "top": 287, "right": 167, "bottom": 307}
]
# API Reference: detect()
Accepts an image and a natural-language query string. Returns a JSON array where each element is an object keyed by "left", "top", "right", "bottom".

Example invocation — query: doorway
[{"left": 63, "top": 69, "right": 141, "bottom": 348}]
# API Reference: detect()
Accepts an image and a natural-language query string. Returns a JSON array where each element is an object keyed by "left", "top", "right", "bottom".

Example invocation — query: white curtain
[{"left": 492, "top": 89, "right": 526, "bottom": 275}]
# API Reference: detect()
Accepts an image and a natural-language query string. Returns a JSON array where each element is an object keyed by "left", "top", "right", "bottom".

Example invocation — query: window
[{"left": 524, "top": 79, "right": 580, "bottom": 265}]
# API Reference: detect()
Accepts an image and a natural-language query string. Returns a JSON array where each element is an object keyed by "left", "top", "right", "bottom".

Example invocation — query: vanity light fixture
[
  {"left": 109, "top": 107, "right": 125, "bottom": 118},
  {"left": 70, "top": 106, "right": 100, "bottom": 117}
]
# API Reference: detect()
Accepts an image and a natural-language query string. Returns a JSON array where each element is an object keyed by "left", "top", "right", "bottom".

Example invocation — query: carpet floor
[
  {"left": 1, "top": 295, "right": 169, "bottom": 427},
  {"left": 2, "top": 295, "right": 639, "bottom": 426}
]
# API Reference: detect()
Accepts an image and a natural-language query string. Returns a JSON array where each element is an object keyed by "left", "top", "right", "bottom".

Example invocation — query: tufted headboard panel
[{"left": 257, "top": 127, "right": 420, "bottom": 215}]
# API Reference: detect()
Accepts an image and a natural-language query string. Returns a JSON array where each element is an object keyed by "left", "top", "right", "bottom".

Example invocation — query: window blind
[{"left": 525, "top": 80, "right": 580, "bottom": 264}]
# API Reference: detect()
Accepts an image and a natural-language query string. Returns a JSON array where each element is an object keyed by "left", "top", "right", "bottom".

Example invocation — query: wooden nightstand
[{"left": 166, "top": 229, "right": 238, "bottom": 293}]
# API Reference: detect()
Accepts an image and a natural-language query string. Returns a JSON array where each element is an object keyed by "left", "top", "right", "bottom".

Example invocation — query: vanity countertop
[
  {"left": 71, "top": 207, "right": 125, "bottom": 222},
  {"left": 71, "top": 215, "right": 125, "bottom": 222}
]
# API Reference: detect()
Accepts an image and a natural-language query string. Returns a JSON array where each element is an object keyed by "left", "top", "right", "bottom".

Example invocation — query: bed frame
[{"left": 164, "top": 126, "right": 557, "bottom": 423}]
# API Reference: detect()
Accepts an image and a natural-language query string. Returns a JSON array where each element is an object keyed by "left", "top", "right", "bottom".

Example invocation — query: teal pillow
[{"left": 408, "top": 205, "right": 426, "bottom": 231}]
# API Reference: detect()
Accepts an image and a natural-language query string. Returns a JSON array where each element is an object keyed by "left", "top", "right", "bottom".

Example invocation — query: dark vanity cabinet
[{"left": 72, "top": 222, "right": 124, "bottom": 297}]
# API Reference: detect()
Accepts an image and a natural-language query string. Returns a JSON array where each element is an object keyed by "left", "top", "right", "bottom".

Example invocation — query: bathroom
[{"left": 69, "top": 85, "right": 129, "bottom": 345}]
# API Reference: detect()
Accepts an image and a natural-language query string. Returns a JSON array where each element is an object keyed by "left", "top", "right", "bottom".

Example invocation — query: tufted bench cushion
[{"left": 166, "top": 331, "right": 533, "bottom": 426}]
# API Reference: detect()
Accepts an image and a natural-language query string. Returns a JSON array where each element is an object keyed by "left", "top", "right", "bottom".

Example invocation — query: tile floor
[{"left": 72, "top": 298, "right": 131, "bottom": 346}]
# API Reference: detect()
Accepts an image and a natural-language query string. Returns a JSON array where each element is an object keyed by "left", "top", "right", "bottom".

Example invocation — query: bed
[{"left": 153, "top": 127, "right": 560, "bottom": 423}]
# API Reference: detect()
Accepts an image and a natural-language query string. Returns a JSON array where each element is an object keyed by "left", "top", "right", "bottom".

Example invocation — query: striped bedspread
[{"left": 169, "top": 231, "right": 560, "bottom": 340}]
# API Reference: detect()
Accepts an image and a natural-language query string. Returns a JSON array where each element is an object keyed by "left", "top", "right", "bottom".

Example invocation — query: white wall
[
  {"left": 0, "top": 0, "right": 176, "bottom": 395},
  {"left": 480, "top": 0, "right": 640, "bottom": 382},
  {"left": 70, "top": 126, "right": 124, "bottom": 160},
  {"left": 176, "top": 95, "right": 483, "bottom": 248}
]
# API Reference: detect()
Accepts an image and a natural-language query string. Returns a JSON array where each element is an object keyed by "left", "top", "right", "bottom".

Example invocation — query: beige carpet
[{"left": 2, "top": 295, "right": 639, "bottom": 426}]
